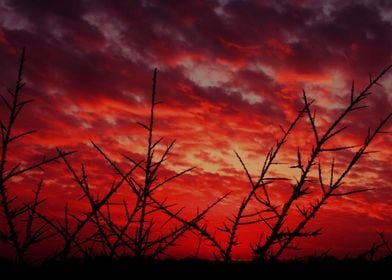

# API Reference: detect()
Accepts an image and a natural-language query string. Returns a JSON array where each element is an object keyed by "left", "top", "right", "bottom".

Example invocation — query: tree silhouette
[
  {"left": 0, "top": 49, "right": 73, "bottom": 263},
  {"left": 40, "top": 68, "right": 228, "bottom": 259},
  {"left": 0, "top": 49, "right": 391, "bottom": 264},
  {"left": 210, "top": 64, "right": 392, "bottom": 262}
]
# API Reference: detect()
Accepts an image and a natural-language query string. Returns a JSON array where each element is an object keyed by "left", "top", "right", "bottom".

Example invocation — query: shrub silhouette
[
  {"left": 204, "top": 64, "right": 392, "bottom": 262},
  {"left": 0, "top": 49, "right": 391, "bottom": 264},
  {"left": 38, "top": 68, "right": 228, "bottom": 259},
  {"left": 0, "top": 49, "right": 73, "bottom": 263}
]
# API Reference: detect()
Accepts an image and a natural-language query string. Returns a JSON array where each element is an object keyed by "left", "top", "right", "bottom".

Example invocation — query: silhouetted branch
[
  {"left": 52, "top": 68, "right": 227, "bottom": 259},
  {"left": 220, "top": 104, "right": 308, "bottom": 263},
  {"left": 0, "top": 49, "right": 72, "bottom": 263},
  {"left": 252, "top": 63, "right": 392, "bottom": 261},
  {"left": 357, "top": 232, "right": 392, "bottom": 261}
]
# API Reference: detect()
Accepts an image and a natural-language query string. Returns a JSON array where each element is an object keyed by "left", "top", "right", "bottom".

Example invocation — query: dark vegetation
[
  {"left": 0, "top": 256, "right": 391, "bottom": 277},
  {"left": 0, "top": 49, "right": 391, "bottom": 272}
]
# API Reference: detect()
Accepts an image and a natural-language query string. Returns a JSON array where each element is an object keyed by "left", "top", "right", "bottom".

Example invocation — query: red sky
[{"left": 0, "top": 0, "right": 392, "bottom": 260}]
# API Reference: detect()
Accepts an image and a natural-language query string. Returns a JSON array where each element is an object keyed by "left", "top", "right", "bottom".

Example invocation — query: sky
[{"left": 0, "top": 0, "right": 392, "bottom": 260}]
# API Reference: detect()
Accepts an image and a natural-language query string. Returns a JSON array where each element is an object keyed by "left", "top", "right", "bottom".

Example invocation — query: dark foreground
[{"left": 1, "top": 257, "right": 391, "bottom": 277}]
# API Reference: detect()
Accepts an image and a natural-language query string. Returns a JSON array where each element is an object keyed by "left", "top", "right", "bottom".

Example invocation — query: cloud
[{"left": 0, "top": 0, "right": 391, "bottom": 258}]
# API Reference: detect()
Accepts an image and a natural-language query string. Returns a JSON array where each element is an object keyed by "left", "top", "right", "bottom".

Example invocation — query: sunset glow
[{"left": 0, "top": 0, "right": 391, "bottom": 260}]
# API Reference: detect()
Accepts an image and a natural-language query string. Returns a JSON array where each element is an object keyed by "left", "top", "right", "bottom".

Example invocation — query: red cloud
[{"left": 0, "top": 0, "right": 391, "bottom": 260}]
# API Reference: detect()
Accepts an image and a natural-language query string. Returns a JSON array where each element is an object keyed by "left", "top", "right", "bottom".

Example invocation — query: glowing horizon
[{"left": 0, "top": 0, "right": 391, "bottom": 260}]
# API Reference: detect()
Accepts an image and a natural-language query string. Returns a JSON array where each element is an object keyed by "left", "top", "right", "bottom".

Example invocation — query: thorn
[{"left": 351, "top": 80, "right": 354, "bottom": 103}]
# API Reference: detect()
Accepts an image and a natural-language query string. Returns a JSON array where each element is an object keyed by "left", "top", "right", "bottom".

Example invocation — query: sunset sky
[{"left": 0, "top": 0, "right": 392, "bottom": 259}]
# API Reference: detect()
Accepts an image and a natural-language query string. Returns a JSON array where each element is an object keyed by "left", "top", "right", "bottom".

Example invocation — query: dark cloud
[{"left": 0, "top": 0, "right": 391, "bottom": 258}]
